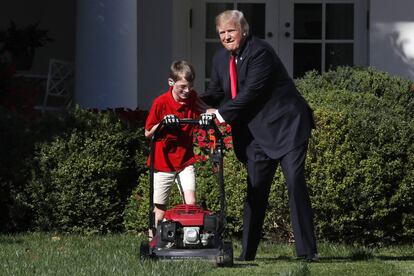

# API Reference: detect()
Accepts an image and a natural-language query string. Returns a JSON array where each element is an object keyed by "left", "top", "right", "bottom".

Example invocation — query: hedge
[
  {"left": 0, "top": 108, "right": 36, "bottom": 231},
  {"left": 1, "top": 66, "right": 413, "bottom": 245},
  {"left": 297, "top": 67, "right": 414, "bottom": 245},
  {"left": 0, "top": 107, "right": 148, "bottom": 233},
  {"left": 124, "top": 67, "right": 414, "bottom": 245}
]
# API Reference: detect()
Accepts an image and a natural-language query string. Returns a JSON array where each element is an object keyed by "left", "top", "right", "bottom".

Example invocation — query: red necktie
[{"left": 229, "top": 54, "right": 237, "bottom": 99}]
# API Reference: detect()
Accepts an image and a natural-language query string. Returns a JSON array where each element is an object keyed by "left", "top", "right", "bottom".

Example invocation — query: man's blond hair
[{"left": 215, "top": 10, "right": 249, "bottom": 35}]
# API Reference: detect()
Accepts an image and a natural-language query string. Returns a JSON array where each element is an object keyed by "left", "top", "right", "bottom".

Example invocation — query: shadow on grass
[
  {"left": 254, "top": 254, "right": 408, "bottom": 263},
  {"left": 376, "top": 256, "right": 414, "bottom": 261},
  {"left": 0, "top": 236, "right": 24, "bottom": 244},
  {"left": 255, "top": 256, "right": 294, "bottom": 262},
  {"left": 232, "top": 263, "right": 259, "bottom": 268},
  {"left": 255, "top": 255, "right": 414, "bottom": 263}
]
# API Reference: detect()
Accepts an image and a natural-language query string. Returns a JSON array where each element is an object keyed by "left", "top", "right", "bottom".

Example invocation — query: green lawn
[{"left": 1, "top": 233, "right": 413, "bottom": 275}]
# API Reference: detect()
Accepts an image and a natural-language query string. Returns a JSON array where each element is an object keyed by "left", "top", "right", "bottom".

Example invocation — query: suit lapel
[{"left": 236, "top": 36, "right": 252, "bottom": 69}]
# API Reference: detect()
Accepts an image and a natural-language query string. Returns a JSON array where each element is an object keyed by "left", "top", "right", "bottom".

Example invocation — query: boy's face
[{"left": 171, "top": 78, "right": 193, "bottom": 102}]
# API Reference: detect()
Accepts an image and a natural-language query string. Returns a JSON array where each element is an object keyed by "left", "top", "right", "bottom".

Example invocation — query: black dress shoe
[
  {"left": 297, "top": 253, "right": 319, "bottom": 262},
  {"left": 305, "top": 253, "right": 319, "bottom": 262}
]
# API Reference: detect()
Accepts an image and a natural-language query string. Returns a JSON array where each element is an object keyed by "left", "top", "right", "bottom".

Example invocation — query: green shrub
[
  {"left": 21, "top": 107, "right": 147, "bottom": 233},
  {"left": 0, "top": 107, "right": 81, "bottom": 232},
  {"left": 0, "top": 108, "right": 36, "bottom": 232},
  {"left": 297, "top": 67, "right": 414, "bottom": 245}
]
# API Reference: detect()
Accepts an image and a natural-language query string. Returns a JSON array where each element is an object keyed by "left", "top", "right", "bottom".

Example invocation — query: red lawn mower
[{"left": 140, "top": 118, "right": 233, "bottom": 267}]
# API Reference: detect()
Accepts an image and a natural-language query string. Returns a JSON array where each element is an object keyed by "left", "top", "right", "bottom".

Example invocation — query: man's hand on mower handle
[
  {"left": 163, "top": 114, "right": 180, "bottom": 127},
  {"left": 199, "top": 113, "right": 216, "bottom": 126}
]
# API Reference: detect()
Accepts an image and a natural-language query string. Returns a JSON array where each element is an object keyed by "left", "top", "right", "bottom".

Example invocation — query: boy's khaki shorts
[{"left": 153, "top": 165, "right": 195, "bottom": 205}]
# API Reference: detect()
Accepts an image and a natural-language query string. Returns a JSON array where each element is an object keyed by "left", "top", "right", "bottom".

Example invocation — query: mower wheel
[
  {"left": 220, "top": 241, "right": 234, "bottom": 267},
  {"left": 139, "top": 241, "right": 150, "bottom": 260}
]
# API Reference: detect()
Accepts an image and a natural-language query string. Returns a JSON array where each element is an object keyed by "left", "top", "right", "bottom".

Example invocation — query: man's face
[
  {"left": 171, "top": 78, "right": 193, "bottom": 102},
  {"left": 217, "top": 21, "right": 245, "bottom": 52}
]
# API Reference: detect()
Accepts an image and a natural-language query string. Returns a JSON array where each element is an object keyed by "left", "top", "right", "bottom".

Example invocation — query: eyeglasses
[{"left": 176, "top": 84, "right": 193, "bottom": 92}]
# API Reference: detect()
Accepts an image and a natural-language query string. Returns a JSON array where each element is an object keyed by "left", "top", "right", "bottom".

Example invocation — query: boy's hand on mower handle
[
  {"left": 199, "top": 113, "right": 216, "bottom": 126},
  {"left": 163, "top": 114, "right": 180, "bottom": 127}
]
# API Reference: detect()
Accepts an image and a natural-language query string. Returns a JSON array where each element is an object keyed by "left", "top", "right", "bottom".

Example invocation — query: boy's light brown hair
[{"left": 169, "top": 60, "right": 196, "bottom": 83}]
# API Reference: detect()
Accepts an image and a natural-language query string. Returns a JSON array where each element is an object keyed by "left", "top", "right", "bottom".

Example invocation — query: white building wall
[{"left": 370, "top": 0, "right": 414, "bottom": 81}]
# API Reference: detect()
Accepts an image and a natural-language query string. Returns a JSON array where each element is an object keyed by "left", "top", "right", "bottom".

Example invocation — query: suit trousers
[{"left": 239, "top": 140, "right": 317, "bottom": 260}]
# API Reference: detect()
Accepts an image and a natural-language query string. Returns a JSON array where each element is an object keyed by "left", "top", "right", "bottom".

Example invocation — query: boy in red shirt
[{"left": 145, "top": 60, "right": 213, "bottom": 229}]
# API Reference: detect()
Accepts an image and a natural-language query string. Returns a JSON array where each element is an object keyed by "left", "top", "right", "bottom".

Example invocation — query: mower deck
[{"left": 141, "top": 241, "right": 233, "bottom": 266}]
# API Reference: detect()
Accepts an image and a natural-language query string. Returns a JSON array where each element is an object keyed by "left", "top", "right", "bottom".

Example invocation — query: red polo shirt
[{"left": 145, "top": 88, "right": 200, "bottom": 172}]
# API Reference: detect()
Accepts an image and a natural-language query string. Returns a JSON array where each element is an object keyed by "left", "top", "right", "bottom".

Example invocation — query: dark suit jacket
[{"left": 200, "top": 35, "right": 314, "bottom": 162}]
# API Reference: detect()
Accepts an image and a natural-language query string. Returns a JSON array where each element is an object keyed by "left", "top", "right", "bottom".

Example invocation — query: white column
[
  {"left": 370, "top": 0, "right": 414, "bottom": 81},
  {"left": 75, "top": 0, "right": 137, "bottom": 109}
]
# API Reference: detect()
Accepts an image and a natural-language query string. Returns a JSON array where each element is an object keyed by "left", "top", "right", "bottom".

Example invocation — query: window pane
[
  {"left": 206, "top": 3, "right": 234, "bottom": 39},
  {"left": 294, "top": 4, "right": 322, "bottom": 39},
  {"left": 325, "top": 43, "right": 353, "bottom": 70},
  {"left": 205, "top": 42, "right": 223, "bottom": 79},
  {"left": 294, "top": 43, "right": 321, "bottom": 78},
  {"left": 237, "top": 3, "right": 266, "bottom": 39},
  {"left": 326, "top": 4, "right": 354, "bottom": 39}
]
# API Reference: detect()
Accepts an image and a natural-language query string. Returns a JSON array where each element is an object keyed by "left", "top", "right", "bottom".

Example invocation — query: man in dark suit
[{"left": 200, "top": 10, "right": 318, "bottom": 261}]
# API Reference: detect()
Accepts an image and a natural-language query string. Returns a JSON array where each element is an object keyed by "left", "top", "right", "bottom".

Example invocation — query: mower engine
[{"left": 158, "top": 204, "right": 219, "bottom": 249}]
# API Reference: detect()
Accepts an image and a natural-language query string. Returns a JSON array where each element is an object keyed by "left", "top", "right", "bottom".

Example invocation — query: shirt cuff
[{"left": 215, "top": 110, "right": 225, "bottom": 123}]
